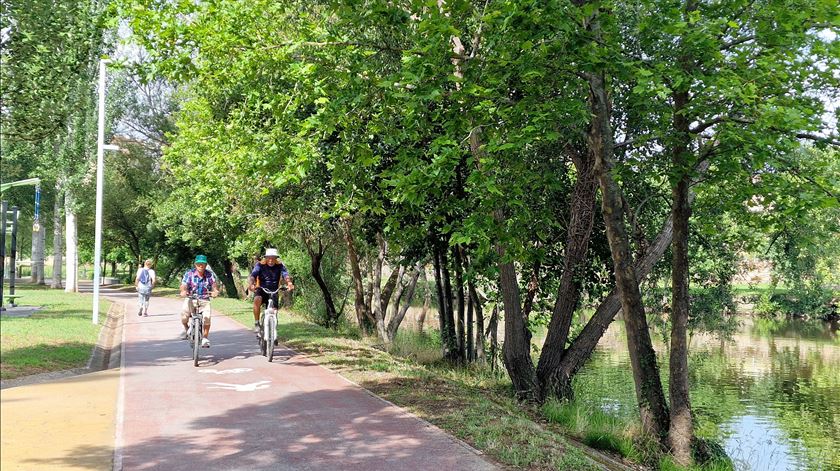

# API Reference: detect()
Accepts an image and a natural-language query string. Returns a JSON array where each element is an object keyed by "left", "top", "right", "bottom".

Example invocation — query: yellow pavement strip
[{"left": 1, "top": 369, "right": 120, "bottom": 471}]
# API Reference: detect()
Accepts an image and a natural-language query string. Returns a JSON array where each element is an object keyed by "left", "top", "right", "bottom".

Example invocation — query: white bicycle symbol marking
[{"left": 198, "top": 368, "right": 253, "bottom": 375}]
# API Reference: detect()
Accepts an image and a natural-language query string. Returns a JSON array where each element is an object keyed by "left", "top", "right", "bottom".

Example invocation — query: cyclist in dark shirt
[{"left": 248, "top": 248, "right": 294, "bottom": 334}]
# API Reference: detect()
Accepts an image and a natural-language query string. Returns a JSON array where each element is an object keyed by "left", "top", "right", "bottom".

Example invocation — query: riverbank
[{"left": 557, "top": 315, "right": 839, "bottom": 471}]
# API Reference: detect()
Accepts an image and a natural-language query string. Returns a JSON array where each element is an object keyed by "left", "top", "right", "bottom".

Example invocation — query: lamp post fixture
[{"left": 92, "top": 58, "right": 117, "bottom": 325}]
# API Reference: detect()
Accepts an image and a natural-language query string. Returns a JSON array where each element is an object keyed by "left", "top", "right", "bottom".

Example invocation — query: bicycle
[
  {"left": 257, "top": 285, "right": 287, "bottom": 362},
  {"left": 186, "top": 294, "right": 205, "bottom": 367}
]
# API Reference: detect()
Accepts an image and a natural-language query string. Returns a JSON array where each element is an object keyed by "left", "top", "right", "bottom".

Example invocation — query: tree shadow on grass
[{"left": 0, "top": 308, "right": 92, "bottom": 320}]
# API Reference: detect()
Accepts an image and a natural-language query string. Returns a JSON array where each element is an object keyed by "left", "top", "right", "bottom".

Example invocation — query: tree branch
[{"left": 689, "top": 115, "right": 753, "bottom": 134}]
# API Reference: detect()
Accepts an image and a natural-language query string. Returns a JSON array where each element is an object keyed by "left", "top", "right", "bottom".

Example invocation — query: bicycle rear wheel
[
  {"left": 193, "top": 318, "right": 201, "bottom": 367},
  {"left": 267, "top": 315, "right": 276, "bottom": 362}
]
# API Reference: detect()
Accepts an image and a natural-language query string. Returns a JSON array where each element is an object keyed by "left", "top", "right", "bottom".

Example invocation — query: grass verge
[
  {"left": 0, "top": 285, "right": 110, "bottom": 380},
  {"left": 207, "top": 296, "right": 602, "bottom": 471},
  {"left": 542, "top": 399, "right": 639, "bottom": 461},
  {"left": 542, "top": 398, "right": 736, "bottom": 471}
]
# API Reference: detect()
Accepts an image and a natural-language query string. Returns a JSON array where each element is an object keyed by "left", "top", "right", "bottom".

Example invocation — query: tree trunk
[
  {"left": 467, "top": 125, "right": 536, "bottom": 396},
  {"left": 307, "top": 239, "right": 339, "bottom": 328},
  {"left": 522, "top": 260, "right": 541, "bottom": 322},
  {"left": 51, "top": 185, "right": 63, "bottom": 289},
  {"left": 470, "top": 281, "right": 485, "bottom": 363},
  {"left": 588, "top": 66, "right": 669, "bottom": 442},
  {"left": 343, "top": 219, "right": 374, "bottom": 333},
  {"left": 453, "top": 245, "right": 466, "bottom": 360},
  {"left": 387, "top": 261, "right": 422, "bottom": 341},
  {"left": 364, "top": 257, "right": 374, "bottom": 318},
  {"left": 432, "top": 244, "right": 448, "bottom": 342},
  {"left": 373, "top": 233, "right": 390, "bottom": 343},
  {"left": 38, "top": 225, "right": 46, "bottom": 284},
  {"left": 30, "top": 224, "right": 38, "bottom": 282},
  {"left": 668, "top": 85, "right": 694, "bottom": 465},
  {"left": 486, "top": 305, "right": 499, "bottom": 371},
  {"left": 551, "top": 160, "right": 711, "bottom": 398},
  {"left": 432, "top": 240, "right": 459, "bottom": 360},
  {"left": 31, "top": 222, "right": 45, "bottom": 284},
  {"left": 64, "top": 188, "right": 78, "bottom": 293},
  {"left": 220, "top": 258, "right": 246, "bottom": 299},
  {"left": 497, "top": 228, "right": 538, "bottom": 400},
  {"left": 389, "top": 265, "right": 407, "bottom": 317},
  {"left": 466, "top": 277, "right": 474, "bottom": 362},
  {"left": 417, "top": 267, "right": 430, "bottom": 333},
  {"left": 380, "top": 264, "right": 401, "bottom": 319},
  {"left": 536, "top": 147, "right": 598, "bottom": 399}
]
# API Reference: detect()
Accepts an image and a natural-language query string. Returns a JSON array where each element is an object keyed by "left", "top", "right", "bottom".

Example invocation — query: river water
[{"left": 571, "top": 317, "right": 840, "bottom": 470}]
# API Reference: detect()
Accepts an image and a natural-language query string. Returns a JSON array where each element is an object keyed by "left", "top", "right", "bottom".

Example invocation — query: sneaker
[
  {"left": 254, "top": 323, "right": 261, "bottom": 336},
  {"left": 201, "top": 338, "right": 210, "bottom": 348},
  {"left": 143, "top": 312, "right": 149, "bottom": 317},
  {"left": 179, "top": 330, "right": 189, "bottom": 340},
  {"left": 138, "top": 309, "right": 143, "bottom": 317}
]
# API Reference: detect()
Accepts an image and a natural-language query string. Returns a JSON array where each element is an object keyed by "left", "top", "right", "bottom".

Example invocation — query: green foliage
[
  {"left": 0, "top": 0, "right": 112, "bottom": 142},
  {"left": 754, "top": 287, "right": 836, "bottom": 320},
  {"left": 114, "top": 1, "right": 839, "bottom": 465}
]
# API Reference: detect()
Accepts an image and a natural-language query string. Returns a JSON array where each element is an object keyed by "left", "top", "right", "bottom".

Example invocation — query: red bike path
[{"left": 114, "top": 291, "right": 498, "bottom": 471}]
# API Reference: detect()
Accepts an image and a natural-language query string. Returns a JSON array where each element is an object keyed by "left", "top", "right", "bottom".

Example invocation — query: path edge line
[{"left": 112, "top": 300, "right": 128, "bottom": 471}]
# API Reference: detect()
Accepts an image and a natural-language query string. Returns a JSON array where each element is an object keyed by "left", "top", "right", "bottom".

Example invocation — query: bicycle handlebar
[
  {"left": 258, "top": 285, "right": 289, "bottom": 295},
  {"left": 184, "top": 292, "right": 216, "bottom": 299}
]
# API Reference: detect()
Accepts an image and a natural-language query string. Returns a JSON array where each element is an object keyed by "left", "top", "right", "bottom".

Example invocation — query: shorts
[
  {"left": 254, "top": 287, "right": 281, "bottom": 308},
  {"left": 181, "top": 298, "right": 212, "bottom": 325}
]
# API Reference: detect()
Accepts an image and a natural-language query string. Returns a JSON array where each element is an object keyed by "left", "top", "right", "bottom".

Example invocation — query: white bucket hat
[{"left": 264, "top": 248, "right": 279, "bottom": 258}]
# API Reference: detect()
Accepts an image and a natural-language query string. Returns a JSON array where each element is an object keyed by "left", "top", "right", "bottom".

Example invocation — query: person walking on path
[
  {"left": 179, "top": 255, "right": 219, "bottom": 347},
  {"left": 248, "top": 248, "right": 294, "bottom": 335},
  {"left": 135, "top": 259, "right": 156, "bottom": 317}
]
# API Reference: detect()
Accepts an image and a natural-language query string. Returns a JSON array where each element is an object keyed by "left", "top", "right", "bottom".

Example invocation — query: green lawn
[{"left": 0, "top": 286, "right": 110, "bottom": 380}]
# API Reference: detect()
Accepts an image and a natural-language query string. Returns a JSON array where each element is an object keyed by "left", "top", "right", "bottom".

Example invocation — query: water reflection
[
  {"left": 570, "top": 318, "right": 840, "bottom": 470},
  {"left": 723, "top": 413, "right": 799, "bottom": 471}
]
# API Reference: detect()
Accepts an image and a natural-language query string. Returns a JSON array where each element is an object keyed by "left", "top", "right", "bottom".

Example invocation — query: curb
[{"left": 89, "top": 301, "right": 125, "bottom": 372}]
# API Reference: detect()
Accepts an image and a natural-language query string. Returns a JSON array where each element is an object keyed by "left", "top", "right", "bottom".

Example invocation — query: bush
[{"left": 754, "top": 284, "right": 835, "bottom": 320}]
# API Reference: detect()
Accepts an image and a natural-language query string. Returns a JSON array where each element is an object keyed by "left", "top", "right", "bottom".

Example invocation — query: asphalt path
[{"left": 112, "top": 291, "right": 497, "bottom": 471}]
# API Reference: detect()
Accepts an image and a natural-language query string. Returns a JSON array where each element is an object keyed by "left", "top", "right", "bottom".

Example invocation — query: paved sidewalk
[{"left": 0, "top": 369, "right": 120, "bottom": 470}]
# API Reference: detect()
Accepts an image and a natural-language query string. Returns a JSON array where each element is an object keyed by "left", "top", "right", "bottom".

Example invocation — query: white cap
[{"left": 264, "top": 248, "right": 279, "bottom": 258}]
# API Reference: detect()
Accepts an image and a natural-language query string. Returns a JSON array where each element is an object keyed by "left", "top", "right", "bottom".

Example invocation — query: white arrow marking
[{"left": 204, "top": 380, "right": 271, "bottom": 392}]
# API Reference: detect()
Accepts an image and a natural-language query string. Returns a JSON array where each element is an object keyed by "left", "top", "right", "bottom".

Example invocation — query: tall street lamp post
[{"left": 92, "top": 58, "right": 120, "bottom": 325}]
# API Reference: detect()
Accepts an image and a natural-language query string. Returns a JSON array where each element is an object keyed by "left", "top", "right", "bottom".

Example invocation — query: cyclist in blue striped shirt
[{"left": 179, "top": 255, "right": 219, "bottom": 347}]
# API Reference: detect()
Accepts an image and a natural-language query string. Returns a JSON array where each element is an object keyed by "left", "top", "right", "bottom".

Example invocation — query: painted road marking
[
  {"left": 204, "top": 380, "right": 271, "bottom": 392},
  {"left": 198, "top": 367, "right": 253, "bottom": 375}
]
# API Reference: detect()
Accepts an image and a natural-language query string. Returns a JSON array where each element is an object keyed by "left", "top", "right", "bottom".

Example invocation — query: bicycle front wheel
[
  {"left": 267, "top": 315, "right": 276, "bottom": 362},
  {"left": 193, "top": 318, "right": 202, "bottom": 367}
]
